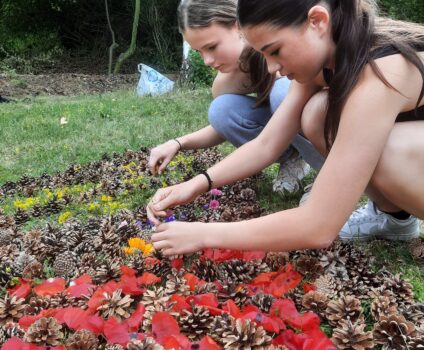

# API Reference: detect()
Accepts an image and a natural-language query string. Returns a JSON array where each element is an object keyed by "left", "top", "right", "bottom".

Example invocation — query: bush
[
  {"left": 187, "top": 50, "right": 216, "bottom": 87},
  {"left": 378, "top": 0, "right": 424, "bottom": 23}
]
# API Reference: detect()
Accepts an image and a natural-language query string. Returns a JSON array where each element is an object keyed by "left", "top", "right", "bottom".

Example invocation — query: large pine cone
[
  {"left": 373, "top": 314, "right": 416, "bottom": 349},
  {"left": 65, "top": 329, "right": 98, "bottom": 350},
  {"left": 179, "top": 305, "right": 214, "bottom": 340},
  {"left": 301, "top": 291, "right": 329, "bottom": 315},
  {"left": 97, "top": 289, "right": 133, "bottom": 321},
  {"left": 371, "top": 295, "right": 398, "bottom": 322},
  {"left": 127, "top": 337, "right": 164, "bottom": 350},
  {"left": 331, "top": 319, "right": 374, "bottom": 350},
  {"left": 23, "top": 317, "right": 63, "bottom": 346},
  {"left": 53, "top": 250, "right": 78, "bottom": 278},
  {"left": 295, "top": 255, "right": 323, "bottom": 278},
  {"left": 325, "top": 295, "right": 363, "bottom": 327},
  {"left": 0, "top": 293, "right": 26, "bottom": 323}
]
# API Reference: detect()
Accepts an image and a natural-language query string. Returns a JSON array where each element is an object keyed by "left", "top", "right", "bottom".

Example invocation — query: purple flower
[
  {"left": 203, "top": 204, "right": 209, "bottom": 209},
  {"left": 210, "top": 188, "right": 223, "bottom": 196},
  {"left": 209, "top": 200, "right": 220, "bottom": 209},
  {"left": 118, "top": 220, "right": 128, "bottom": 229},
  {"left": 165, "top": 214, "right": 176, "bottom": 222}
]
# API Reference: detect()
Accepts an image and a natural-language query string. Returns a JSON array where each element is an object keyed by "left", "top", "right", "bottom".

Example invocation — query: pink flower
[
  {"left": 210, "top": 188, "right": 223, "bottom": 196},
  {"left": 209, "top": 200, "right": 220, "bottom": 209}
]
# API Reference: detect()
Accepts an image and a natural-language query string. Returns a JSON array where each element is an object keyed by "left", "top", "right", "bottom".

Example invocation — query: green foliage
[
  {"left": 378, "top": 0, "right": 424, "bottom": 23},
  {"left": 187, "top": 50, "right": 217, "bottom": 87}
]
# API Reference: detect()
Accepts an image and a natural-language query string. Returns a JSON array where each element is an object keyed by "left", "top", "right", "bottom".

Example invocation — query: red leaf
[
  {"left": 303, "top": 329, "right": 336, "bottom": 350},
  {"left": 121, "top": 265, "right": 136, "bottom": 277},
  {"left": 251, "top": 272, "right": 279, "bottom": 285},
  {"left": 1, "top": 337, "right": 46, "bottom": 350},
  {"left": 118, "top": 274, "right": 144, "bottom": 296},
  {"left": 183, "top": 273, "right": 199, "bottom": 292},
  {"left": 7, "top": 278, "right": 32, "bottom": 299},
  {"left": 170, "top": 258, "right": 183, "bottom": 270},
  {"left": 33, "top": 278, "right": 66, "bottom": 297},
  {"left": 61, "top": 307, "right": 88, "bottom": 330},
  {"left": 66, "top": 283, "right": 96, "bottom": 298},
  {"left": 187, "top": 293, "right": 222, "bottom": 316},
  {"left": 241, "top": 251, "right": 266, "bottom": 261},
  {"left": 170, "top": 294, "right": 191, "bottom": 313},
  {"left": 73, "top": 274, "right": 93, "bottom": 284},
  {"left": 152, "top": 312, "right": 180, "bottom": 344},
  {"left": 126, "top": 303, "right": 145, "bottom": 332},
  {"left": 104, "top": 317, "right": 130, "bottom": 345},
  {"left": 137, "top": 272, "right": 161, "bottom": 285},
  {"left": 221, "top": 300, "right": 240, "bottom": 318},
  {"left": 18, "top": 309, "right": 58, "bottom": 330},
  {"left": 303, "top": 284, "right": 316, "bottom": 293},
  {"left": 77, "top": 314, "right": 104, "bottom": 334},
  {"left": 271, "top": 299, "right": 320, "bottom": 331},
  {"left": 267, "top": 265, "right": 301, "bottom": 297},
  {"left": 198, "top": 336, "right": 221, "bottom": 350},
  {"left": 162, "top": 335, "right": 191, "bottom": 350}
]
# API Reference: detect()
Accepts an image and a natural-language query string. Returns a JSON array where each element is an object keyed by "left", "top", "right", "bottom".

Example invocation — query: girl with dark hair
[
  {"left": 148, "top": 0, "right": 324, "bottom": 195},
  {"left": 148, "top": 0, "right": 423, "bottom": 255}
]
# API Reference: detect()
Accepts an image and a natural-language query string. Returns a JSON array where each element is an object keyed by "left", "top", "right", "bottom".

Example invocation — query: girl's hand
[
  {"left": 147, "top": 177, "right": 207, "bottom": 225},
  {"left": 148, "top": 140, "right": 181, "bottom": 175},
  {"left": 151, "top": 221, "right": 207, "bottom": 255}
]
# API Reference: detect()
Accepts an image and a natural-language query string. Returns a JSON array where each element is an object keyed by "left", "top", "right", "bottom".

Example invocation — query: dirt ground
[{"left": 0, "top": 73, "right": 140, "bottom": 99}]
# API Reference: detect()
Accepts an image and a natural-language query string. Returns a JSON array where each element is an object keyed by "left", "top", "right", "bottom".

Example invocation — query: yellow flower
[
  {"left": 58, "top": 211, "right": 72, "bottom": 224},
  {"left": 101, "top": 195, "right": 113, "bottom": 202},
  {"left": 122, "top": 246, "right": 137, "bottom": 256},
  {"left": 143, "top": 243, "right": 155, "bottom": 257},
  {"left": 127, "top": 238, "right": 155, "bottom": 256},
  {"left": 88, "top": 202, "right": 101, "bottom": 212}
]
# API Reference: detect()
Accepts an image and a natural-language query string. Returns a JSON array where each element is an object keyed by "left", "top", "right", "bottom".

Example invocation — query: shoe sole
[{"left": 340, "top": 230, "right": 419, "bottom": 242}]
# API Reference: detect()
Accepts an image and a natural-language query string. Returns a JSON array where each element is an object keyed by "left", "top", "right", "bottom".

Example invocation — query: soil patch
[{"left": 0, "top": 73, "right": 140, "bottom": 99}]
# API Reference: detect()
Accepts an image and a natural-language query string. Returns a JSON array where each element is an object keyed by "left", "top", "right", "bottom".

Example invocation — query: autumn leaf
[
  {"left": 270, "top": 299, "right": 320, "bottom": 331},
  {"left": 137, "top": 272, "right": 161, "bottom": 285},
  {"left": 221, "top": 300, "right": 241, "bottom": 319},
  {"left": 77, "top": 314, "right": 104, "bottom": 334},
  {"left": 33, "top": 278, "right": 66, "bottom": 297},
  {"left": 7, "top": 278, "right": 32, "bottom": 299},
  {"left": 151, "top": 312, "right": 180, "bottom": 344},
  {"left": 170, "top": 294, "right": 191, "bottom": 313},
  {"left": 162, "top": 334, "right": 191, "bottom": 350},
  {"left": 198, "top": 335, "right": 221, "bottom": 350},
  {"left": 126, "top": 303, "right": 145, "bottom": 332},
  {"left": 104, "top": 316, "right": 130, "bottom": 345},
  {"left": 183, "top": 273, "right": 200, "bottom": 292}
]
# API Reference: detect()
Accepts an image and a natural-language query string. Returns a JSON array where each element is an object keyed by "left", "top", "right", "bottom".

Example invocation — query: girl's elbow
[{"left": 305, "top": 228, "right": 338, "bottom": 250}]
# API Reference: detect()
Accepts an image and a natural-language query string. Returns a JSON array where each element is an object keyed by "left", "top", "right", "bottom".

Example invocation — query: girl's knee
[
  {"left": 301, "top": 91, "right": 328, "bottom": 152},
  {"left": 208, "top": 95, "right": 233, "bottom": 127}
]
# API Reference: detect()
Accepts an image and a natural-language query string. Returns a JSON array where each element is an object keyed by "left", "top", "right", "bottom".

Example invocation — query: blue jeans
[{"left": 208, "top": 77, "right": 324, "bottom": 170}]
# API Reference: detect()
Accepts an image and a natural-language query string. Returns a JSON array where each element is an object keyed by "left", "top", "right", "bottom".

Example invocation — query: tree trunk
[
  {"left": 113, "top": 0, "right": 141, "bottom": 74},
  {"left": 105, "top": 0, "right": 118, "bottom": 75}
]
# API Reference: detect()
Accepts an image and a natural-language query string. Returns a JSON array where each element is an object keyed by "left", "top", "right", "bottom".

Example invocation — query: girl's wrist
[{"left": 190, "top": 174, "right": 210, "bottom": 195}]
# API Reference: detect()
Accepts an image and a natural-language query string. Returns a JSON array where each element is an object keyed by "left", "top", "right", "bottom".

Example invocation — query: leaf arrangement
[{"left": 0, "top": 148, "right": 422, "bottom": 350}]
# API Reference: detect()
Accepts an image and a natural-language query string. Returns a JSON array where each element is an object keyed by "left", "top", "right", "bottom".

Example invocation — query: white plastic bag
[{"left": 136, "top": 63, "right": 174, "bottom": 96}]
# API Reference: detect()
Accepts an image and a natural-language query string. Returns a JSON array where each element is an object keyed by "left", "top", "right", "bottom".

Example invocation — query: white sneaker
[
  {"left": 273, "top": 152, "right": 311, "bottom": 195},
  {"left": 339, "top": 200, "right": 420, "bottom": 241}
]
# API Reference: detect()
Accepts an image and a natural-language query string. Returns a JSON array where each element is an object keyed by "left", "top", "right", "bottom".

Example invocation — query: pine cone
[
  {"left": 53, "top": 250, "right": 78, "bottom": 278},
  {"left": 219, "top": 259, "right": 268, "bottom": 284},
  {"left": 211, "top": 314, "right": 272, "bottom": 349},
  {"left": 104, "top": 345, "right": 125, "bottom": 350},
  {"left": 331, "top": 319, "right": 374, "bottom": 350},
  {"left": 23, "top": 317, "right": 63, "bottom": 346},
  {"left": 127, "top": 338, "right": 164, "bottom": 350},
  {"left": 13, "top": 252, "right": 36, "bottom": 275},
  {"left": 194, "top": 282, "right": 218, "bottom": 295},
  {"left": 0, "top": 293, "right": 26, "bottom": 323},
  {"left": 97, "top": 289, "right": 133, "bottom": 320},
  {"left": 250, "top": 293, "right": 275, "bottom": 313},
  {"left": 2, "top": 321, "right": 25, "bottom": 339},
  {"left": 313, "top": 274, "right": 343, "bottom": 298},
  {"left": 218, "top": 284, "right": 250, "bottom": 308},
  {"left": 141, "top": 287, "right": 177, "bottom": 331},
  {"left": 164, "top": 269, "right": 190, "bottom": 296},
  {"left": 22, "top": 260, "right": 44, "bottom": 280},
  {"left": 371, "top": 295, "right": 398, "bottom": 321},
  {"left": 301, "top": 291, "right": 329, "bottom": 315},
  {"left": 402, "top": 302, "right": 424, "bottom": 327},
  {"left": 295, "top": 255, "right": 323, "bottom": 278},
  {"left": 14, "top": 208, "right": 30, "bottom": 225},
  {"left": 381, "top": 274, "right": 414, "bottom": 307},
  {"left": 325, "top": 295, "right": 363, "bottom": 327},
  {"left": 409, "top": 238, "right": 424, "bottom": 260},
  {"left": 24, "top": 296, "right": 50, "bottom": 315},
  {"left": 91, "top": 258, "right": 122, "bottom": 284},
  {"left": 190, "top": 259, "right": 220, "bottom": 282},
  {"left": 264, "top": 252, "right": 289, "bottom": 271},
  {"left": 65, "top": 329, "right": 98, "bottom": 350},
  {"left": 179, "top": 305, "right": 214, "bottom": 340},
  {"left": 0, "top": 262, "right": 14, "bottom": 288},
  {"left": 373, "top": 314, "right": 416, "bottom": 349}
]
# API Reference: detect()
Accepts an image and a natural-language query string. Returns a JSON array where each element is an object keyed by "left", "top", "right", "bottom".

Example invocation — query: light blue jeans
[{"left": 208, "top": 77, "right": 324, "bottom": 170}]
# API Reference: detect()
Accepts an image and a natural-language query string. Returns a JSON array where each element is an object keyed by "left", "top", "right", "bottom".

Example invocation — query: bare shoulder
[
  {"left": 211, "top": 70, "right": 252, "bottom": 98},
  {"left": 365, "top": 52, "right": 424, "bottom": 110}
]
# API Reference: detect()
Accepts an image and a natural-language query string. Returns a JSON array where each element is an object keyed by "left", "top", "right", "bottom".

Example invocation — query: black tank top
[{"left": 323, "top": 45, "right": 424, "bottom": 122}]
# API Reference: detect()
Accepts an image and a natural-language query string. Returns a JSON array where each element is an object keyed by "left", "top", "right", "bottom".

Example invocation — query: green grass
[{"left": 0, "top": 86, "right": 422, "bottom": 300}]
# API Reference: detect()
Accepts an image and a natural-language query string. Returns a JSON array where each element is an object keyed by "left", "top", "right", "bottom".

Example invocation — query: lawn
[{"left": 0, "top": 87, "right": 423, "bottom": 348}]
